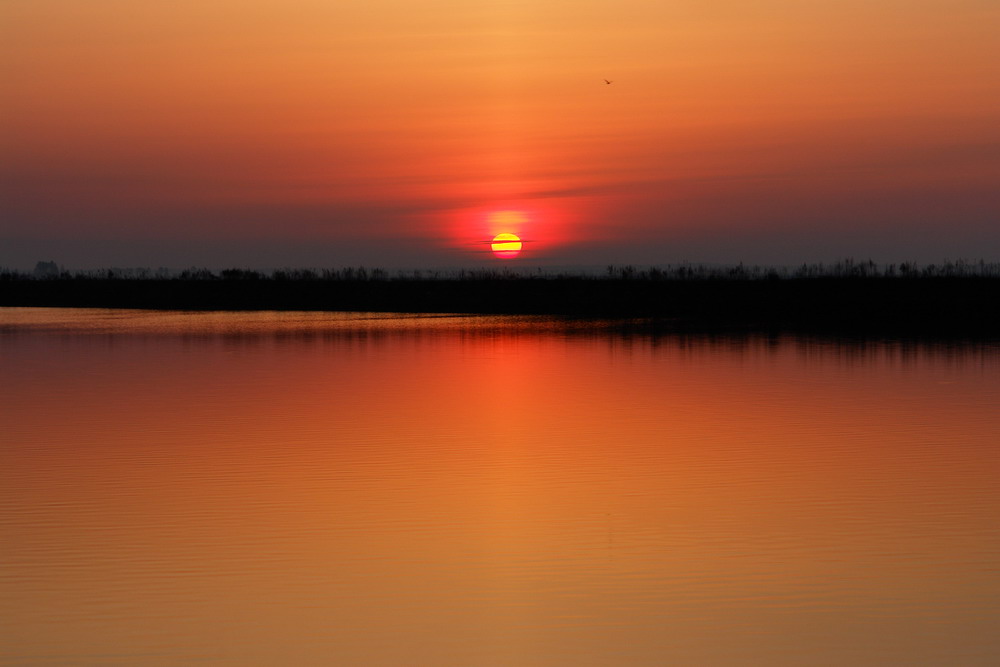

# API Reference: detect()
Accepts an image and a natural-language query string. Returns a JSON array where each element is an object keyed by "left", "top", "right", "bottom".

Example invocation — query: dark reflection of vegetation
[{"left": 3, "top": 260, "right": 999, "bottom": 337}]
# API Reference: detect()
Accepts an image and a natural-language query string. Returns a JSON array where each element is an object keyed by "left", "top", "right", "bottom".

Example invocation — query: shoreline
[{"left": 3, "top": 276, "right": 999, "bottom": 337}]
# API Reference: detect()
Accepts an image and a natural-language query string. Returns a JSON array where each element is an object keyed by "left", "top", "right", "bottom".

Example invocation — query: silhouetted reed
[
  {"left": 5, "top": 259, "right": 1000, "bottom": 283},
  {"left": 2, "top": 260, "right": 999, "bottom": 337}
]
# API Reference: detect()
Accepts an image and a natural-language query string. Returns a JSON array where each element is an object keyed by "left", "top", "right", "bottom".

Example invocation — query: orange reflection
[{"left": 3, "top": 313, "right": 1000, "bottom": 664}]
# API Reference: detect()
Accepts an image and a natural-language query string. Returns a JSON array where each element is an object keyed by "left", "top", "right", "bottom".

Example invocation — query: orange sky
[{"left": 2, "top": 0, "right": 998, "bottom": 268}]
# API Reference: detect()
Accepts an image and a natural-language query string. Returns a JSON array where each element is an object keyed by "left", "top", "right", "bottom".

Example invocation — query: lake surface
[{"left": 2, "top": 308, "right": 999, "bottom": 665}]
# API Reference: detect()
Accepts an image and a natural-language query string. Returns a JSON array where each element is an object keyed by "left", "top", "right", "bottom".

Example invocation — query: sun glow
[
  {"left": 488, "top": 211, "right": 528, "bottom": 230},
  {"left": 491, "top": 233, "right": 522, "bottom": 259},
  {"left": 449, "top": 204, "right": 566, "bottom": 260}
]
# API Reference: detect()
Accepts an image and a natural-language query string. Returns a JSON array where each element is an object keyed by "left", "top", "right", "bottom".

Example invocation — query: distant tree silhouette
[{"left": 33, "top": 261, "right": 60, "bottom": 278}]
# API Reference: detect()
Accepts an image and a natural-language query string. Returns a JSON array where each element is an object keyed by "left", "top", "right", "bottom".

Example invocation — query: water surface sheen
[{"left": 2, "top": 308, "right": 999, "bottom": 665}]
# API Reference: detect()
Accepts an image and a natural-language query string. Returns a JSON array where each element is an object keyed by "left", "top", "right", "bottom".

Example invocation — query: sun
[{"left": 491, "top": 233, "right": 522, "bottom": 259}]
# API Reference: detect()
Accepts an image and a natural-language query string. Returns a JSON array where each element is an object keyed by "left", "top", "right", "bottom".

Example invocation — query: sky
[{"left": 2, "top": 0, "right": 998, "bottom": 270}]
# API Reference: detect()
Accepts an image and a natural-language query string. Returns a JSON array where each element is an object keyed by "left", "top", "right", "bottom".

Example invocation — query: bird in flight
[{"left": 604, "top": 79, "right": 613, "bottom": 85}]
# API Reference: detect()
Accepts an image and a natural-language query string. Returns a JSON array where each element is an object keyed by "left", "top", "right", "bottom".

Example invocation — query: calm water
[{"left": 2, "top": 308, "right": 999, "bottom": 665}]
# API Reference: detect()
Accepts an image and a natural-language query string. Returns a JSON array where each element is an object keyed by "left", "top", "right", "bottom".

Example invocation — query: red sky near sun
[{"left": 1, "top": 0, "right": 998, "bottom": 269}]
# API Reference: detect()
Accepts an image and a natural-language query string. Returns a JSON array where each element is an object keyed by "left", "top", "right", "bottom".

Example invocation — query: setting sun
[{"left": 491, "top": 233, "right": 522, "bottom": 259}]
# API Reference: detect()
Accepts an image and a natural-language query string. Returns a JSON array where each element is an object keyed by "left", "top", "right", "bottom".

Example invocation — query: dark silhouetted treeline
[{"left": 3, "top": 260, "right": 1000, "bottom": 336}]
